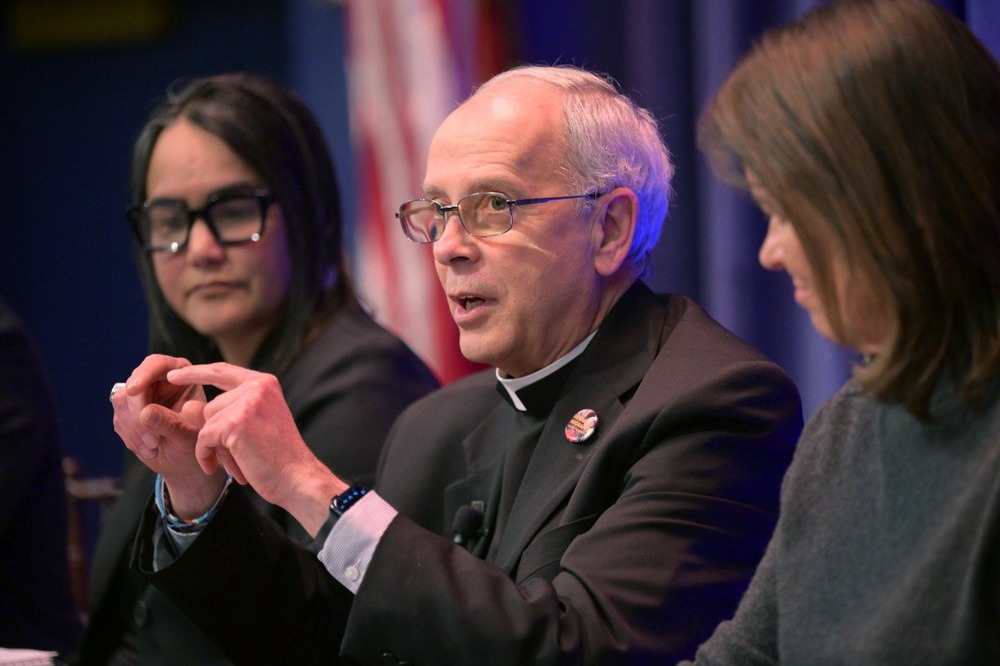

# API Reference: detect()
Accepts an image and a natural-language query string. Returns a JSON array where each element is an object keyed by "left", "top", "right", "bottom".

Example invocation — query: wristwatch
[
  {"left": 330, "top": 483, "right": 368, "bottom": 516},
  {"left": 310, "top": 484, "right": 369, "bottom": 555}
]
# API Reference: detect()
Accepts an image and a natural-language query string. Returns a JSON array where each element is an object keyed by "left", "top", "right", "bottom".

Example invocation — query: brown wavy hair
[{"left": 699, "top": 0, "right": 1000, "bottom": 418}]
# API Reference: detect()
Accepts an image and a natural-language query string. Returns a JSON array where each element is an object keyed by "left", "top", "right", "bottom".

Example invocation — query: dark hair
[
  {"left": 129, "top": 72, "right": 357, "bottom": 374},
  {"left": 698, "top": 0, "right": 1000, "bottom": 418}
]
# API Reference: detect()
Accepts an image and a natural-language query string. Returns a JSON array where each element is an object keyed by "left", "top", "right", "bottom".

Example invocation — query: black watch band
[
  {"left": 311, "top": 484, "right": 369, "bottom": 555},
  {"left": 330, "top": 484, "right": 368, "bottom": 516}
]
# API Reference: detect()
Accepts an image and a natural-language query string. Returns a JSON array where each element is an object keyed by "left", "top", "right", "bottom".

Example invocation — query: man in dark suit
[{"left": 111, "top": 65, "right": 802, "bottom": 664}]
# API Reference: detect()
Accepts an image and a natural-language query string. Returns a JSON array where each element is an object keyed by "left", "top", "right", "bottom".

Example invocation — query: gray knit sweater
[{"left": 688, "top": 378, "right": 1000, "bottom": 664}]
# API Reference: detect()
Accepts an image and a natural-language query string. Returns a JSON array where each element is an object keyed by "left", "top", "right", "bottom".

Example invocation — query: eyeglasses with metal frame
[
  {"left": 395, "top": 191, "right": 602, "bottom": 243},
  {"left": 128, "top": 189, "right": 276, "bottom": 253}
]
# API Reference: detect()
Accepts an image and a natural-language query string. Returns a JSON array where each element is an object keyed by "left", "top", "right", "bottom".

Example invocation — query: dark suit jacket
[
  {"left": 79, "top": 306, "right": 438, "bottom": 665},
  {"left": 133, "top": 283, "right": 802, "bottom": 664},
  {"left": 0, "top": 297, "right": 82, "bottom": 655}
]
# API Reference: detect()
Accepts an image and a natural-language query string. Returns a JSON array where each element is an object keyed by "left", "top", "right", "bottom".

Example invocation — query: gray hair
[{"left": 476, "top": 65, "right": 673, "bottom": 275}]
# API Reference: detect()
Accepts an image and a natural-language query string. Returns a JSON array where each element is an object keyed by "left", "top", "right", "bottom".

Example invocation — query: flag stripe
[{"left": 346, "top": 0, "right": 507, "bottom": 382}]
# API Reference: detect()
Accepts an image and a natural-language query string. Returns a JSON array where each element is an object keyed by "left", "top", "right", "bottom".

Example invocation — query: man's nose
[{"left": 433, "top": 209, "right": 477, "bottom": 263}]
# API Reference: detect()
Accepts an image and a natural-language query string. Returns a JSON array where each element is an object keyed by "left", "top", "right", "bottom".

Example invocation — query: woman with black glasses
[{"left": 77, "top": 72, "right": 439, "bottom": 665}]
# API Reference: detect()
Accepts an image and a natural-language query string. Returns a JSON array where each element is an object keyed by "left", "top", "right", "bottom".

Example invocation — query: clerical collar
[{"left": 496, "top": 331, "right": 597, "bottom": 413}]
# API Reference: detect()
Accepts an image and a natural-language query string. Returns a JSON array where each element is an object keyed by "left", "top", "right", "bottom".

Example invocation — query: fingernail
[
  {"left": 144, "top": 409, "right": 160, "bottom": 427},
  {"left": 141, "top": 433, "right": 159, "bottom": 450}
]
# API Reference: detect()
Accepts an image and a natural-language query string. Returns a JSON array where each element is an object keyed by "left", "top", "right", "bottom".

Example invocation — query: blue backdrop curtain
[
  {"left": 514, "top": 0, "right": 1000, "bottom": 418},
  {"left": 0, "top": 0, "right": 997, "bottom": 485}
]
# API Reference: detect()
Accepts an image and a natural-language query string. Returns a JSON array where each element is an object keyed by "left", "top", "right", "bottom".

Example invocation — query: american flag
[{"left": 344, "top": 0, "right": 511, "bottom": 383}]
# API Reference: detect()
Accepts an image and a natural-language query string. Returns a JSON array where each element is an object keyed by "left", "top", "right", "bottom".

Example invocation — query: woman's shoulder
[
  {"left": 295, "top": 306, "right": 435, "bottom": 377},
  {"left": 279, "top": 305, "right": 439, "bottom": 408},
  {"left": 312, "top": 305, "right": 409, "bottom": 351}
]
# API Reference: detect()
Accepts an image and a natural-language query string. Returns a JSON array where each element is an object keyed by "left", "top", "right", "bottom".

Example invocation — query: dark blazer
[
  {"left": 0, "top": 297, "right": 82, "bottom": 656},
  {"left": 79, "top": 306, "right": 438, "bottom": 665},
  {"left": 133, "top": 283, "right": 803, "bottom": 664}
]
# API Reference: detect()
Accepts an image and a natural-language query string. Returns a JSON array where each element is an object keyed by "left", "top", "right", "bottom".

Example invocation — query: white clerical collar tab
[{"left": 496, "top": 330, "right": 598, "bottom": 412}]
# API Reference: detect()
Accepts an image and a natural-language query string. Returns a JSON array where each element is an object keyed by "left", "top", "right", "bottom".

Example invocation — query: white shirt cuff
[{"left": 316, "top": 491, "right": 397, "bottom": 594}]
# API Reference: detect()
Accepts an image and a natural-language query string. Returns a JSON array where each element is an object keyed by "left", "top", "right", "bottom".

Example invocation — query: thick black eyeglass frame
[
  {"left": 395, "top": 191, "right": 603, "bottom": 243},
  {"left": 127, "top": 189, "right": 275, "bottom": 254}
]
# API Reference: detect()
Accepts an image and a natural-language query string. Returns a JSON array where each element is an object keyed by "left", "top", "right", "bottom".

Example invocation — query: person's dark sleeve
[
  {"left": 284, "top": 312, "right": 439, "bottom": 492},
  {"left": 0, "top": 299, "right": 82, "bottom": 655},
  {"left": 0, "top": 304, "right": 60, "bottom": 535},
  {"left": 131, "top": 487, "right": 355, "bottom": 665},
  {"left": 682, "top": 530, "right": 782, "bottom": 665}
]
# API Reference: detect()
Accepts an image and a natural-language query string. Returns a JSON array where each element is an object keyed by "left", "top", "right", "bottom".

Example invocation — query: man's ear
[{"left": 593, "top": 187, "right": 638, "bottom": 277}]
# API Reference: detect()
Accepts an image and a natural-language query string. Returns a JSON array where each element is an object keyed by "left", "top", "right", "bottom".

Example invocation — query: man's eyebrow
[{"left": 422, "top": 181, "right": 518, "bottom": 201}]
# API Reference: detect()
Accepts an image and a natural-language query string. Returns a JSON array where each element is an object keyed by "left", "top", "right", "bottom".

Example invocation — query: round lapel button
[{"left": 565, "top": 408, "right": 598, "bottom": 443}]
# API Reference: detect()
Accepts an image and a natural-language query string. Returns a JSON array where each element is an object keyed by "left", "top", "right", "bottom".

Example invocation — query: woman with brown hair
[{"left": 691, "top": 0, "right": 1000, "bottom": 662}]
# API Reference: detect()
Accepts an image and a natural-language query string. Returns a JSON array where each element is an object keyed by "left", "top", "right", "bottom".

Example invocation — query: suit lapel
[
  {"left": 492, "top": 283, "right": 667, "bottom": 572},
  {"left": 441, "top": 401, "right": 511, "bottom": 548}
]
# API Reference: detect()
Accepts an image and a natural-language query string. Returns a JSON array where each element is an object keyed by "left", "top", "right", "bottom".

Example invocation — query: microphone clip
[{"left": 452, "top": 504, "right": 485, "bottom": 550}]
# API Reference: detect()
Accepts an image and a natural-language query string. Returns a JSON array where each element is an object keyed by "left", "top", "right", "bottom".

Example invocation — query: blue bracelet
[{"left": 155, "top": 473, "right": 233, "bottom": 533}]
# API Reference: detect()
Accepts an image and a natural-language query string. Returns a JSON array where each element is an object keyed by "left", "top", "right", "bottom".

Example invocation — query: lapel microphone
[{"left": 452, "top": 505, "right": 484, "bottom": 549}]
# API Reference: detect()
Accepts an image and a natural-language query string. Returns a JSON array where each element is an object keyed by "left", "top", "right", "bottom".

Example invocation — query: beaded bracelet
[{"left": 154, "top": 473, "right": 234, "bottom": 533}]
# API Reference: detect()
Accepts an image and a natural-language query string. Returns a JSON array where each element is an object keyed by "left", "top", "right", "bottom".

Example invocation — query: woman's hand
[{"left": 111, "top": 354, "right": 227, "bottom": 516}]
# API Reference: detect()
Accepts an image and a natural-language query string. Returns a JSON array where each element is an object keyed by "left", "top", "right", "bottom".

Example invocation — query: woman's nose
[
  {"left": 186, "top": 218, "right": 225, "bottom": 260},
  {"left": 758, "top": 217, "right": 784, "bottom": 271}
]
